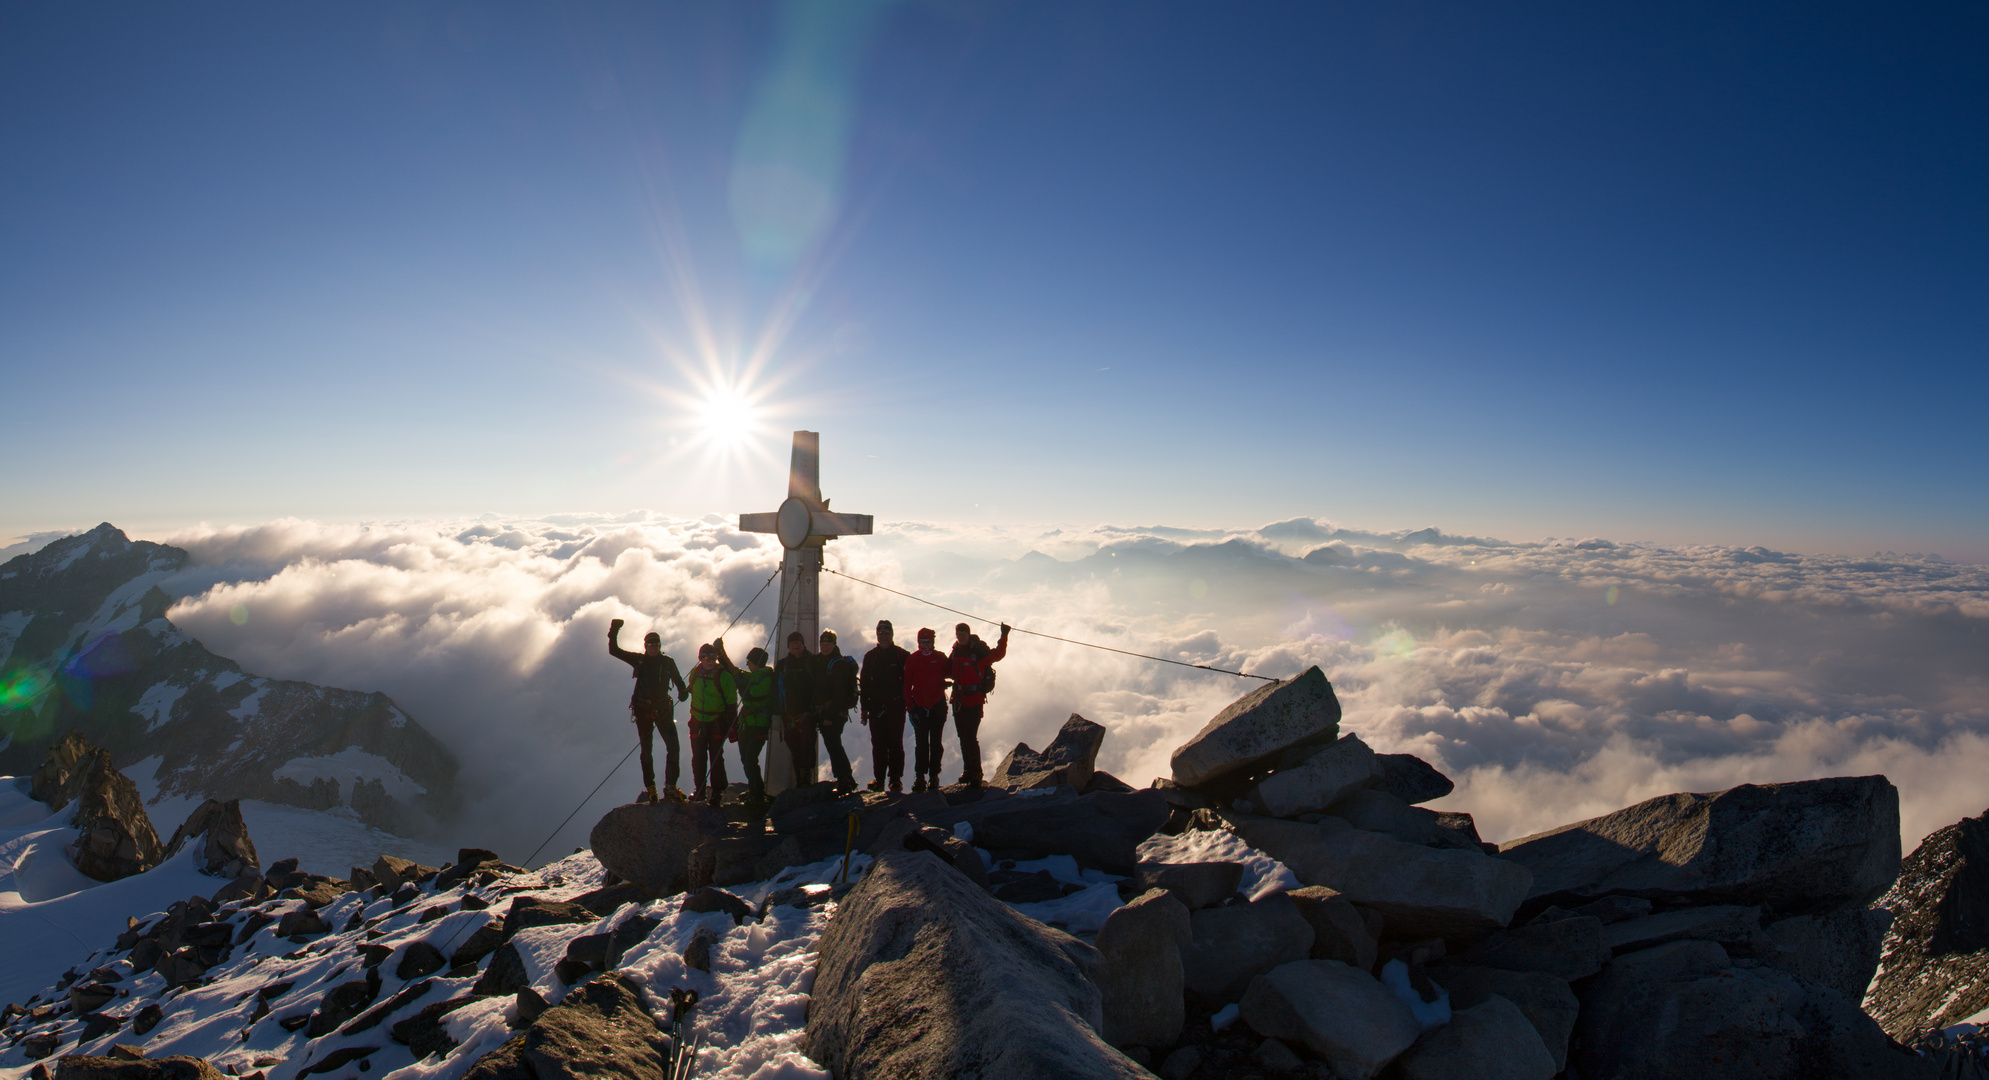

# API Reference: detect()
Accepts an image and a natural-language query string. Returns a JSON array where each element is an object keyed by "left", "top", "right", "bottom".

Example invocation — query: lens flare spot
[
  {"left": 1372, "top": 627, "right": 1417, "bottom": 659},
  {"left": 230, "top": 604, "right": 249, "bottom": 626},
  {"left": 0, "top": 664, "right": 53, "bottom": 712},
  {"left": 1605, "top": 585, "right": 1619, "bottom": 606}
]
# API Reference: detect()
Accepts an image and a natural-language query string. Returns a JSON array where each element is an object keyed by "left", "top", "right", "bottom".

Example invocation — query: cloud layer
[{"left": 144, "top": 514, "right": 1989, "bottom": 863}]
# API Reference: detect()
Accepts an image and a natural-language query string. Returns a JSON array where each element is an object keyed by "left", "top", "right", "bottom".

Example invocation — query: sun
[{"left": 699, "top": 387, "right": 757, "bottom": 448}]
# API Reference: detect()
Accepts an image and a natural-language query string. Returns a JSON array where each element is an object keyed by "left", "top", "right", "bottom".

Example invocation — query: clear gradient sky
[{"left": 3, "top": 3, "right": 1984, "bottom": 560}]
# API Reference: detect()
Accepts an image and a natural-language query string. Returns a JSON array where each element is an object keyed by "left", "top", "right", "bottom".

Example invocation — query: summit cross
[{"left": 739, "top": 431, "right": 873, "bottom": 792}]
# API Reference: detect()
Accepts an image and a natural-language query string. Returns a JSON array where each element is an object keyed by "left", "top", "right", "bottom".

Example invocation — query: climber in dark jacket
[
  {"left": 608, "top": 619, "right": 689, "bottom": 802},
  {"left": 860, "top": 620, "right": 910, "bottom": 793},
  {"left": 775, "top": 631, "right": 821, "bottom": 785},
  {"left": 814, "top": 629, "right": 861, "bottom": 794}
]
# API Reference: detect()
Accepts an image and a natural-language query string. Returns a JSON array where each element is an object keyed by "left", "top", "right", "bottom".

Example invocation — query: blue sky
[{"left": 3, "top": 2, "right": 1984, "bottom": 559}]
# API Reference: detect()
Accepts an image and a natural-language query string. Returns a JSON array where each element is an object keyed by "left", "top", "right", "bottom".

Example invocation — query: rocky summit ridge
[
  {"left": 4, "top": 665, "right": 1986, "bottom": 1080},
  {"left": 0, "top": 524, "right": 457, "bottom": 835}
]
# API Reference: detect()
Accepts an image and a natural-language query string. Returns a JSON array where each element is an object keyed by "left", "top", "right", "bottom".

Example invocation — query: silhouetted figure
[
  {"left": 948, "top": 622, "right": 1009, "bottom": 789},
  {"left": 860, "top": 620, "right": 909, "bottom": 793},
  {"left": 776, "top": 631, "right": 821, "bottom": 785},
  {"left": 815, "top": 629, "right": 860, "bottom": 794},
  {"left": 608, "top": 619, "right": 688, "bottom": 802},
  {"left": 904, "top": 627, "right": 950, "bottom": 792}
]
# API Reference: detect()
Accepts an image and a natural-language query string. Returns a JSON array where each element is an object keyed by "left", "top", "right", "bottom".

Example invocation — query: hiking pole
[
  {"left": 666, "top": 987, "right": 699, "bottom": 1080},
  {"left": 838, "top": 812, "right": 859, "bottom": 884}
]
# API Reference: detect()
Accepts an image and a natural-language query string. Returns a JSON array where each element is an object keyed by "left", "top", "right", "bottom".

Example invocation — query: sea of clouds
[{"left": 131, "top": 513, "right": 1989, "bottom": 865}]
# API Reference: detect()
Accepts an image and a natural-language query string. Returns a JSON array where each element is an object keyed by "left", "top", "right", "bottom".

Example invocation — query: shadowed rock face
[
  {"left": 1867, "top": 810, "right": 1989, "bottom": 1039},
  {"left": 1498, "top": 775, "right": 1901, "bottom": 915},
  {"left": 0, "top": 524, "right": 458, "bottom": 835},
  {"left": 805, "top": 849, "right": 1147, "bottom": 1080}
]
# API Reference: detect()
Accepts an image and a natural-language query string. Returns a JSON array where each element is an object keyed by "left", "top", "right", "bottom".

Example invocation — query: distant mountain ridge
[{"left": 0, "top": 524, "right": 457, "bottom": 835}]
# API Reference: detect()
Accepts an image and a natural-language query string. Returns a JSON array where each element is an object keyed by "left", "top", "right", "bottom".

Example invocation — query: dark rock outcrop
[
  {"left": 1499, "top": 776, "right": 1902, "bottom": 915},
  {"left": 991, "top": 714, "right": 1107, "bottom": 792},
  {"left": 160, "top": 799, "right": 258, "bottom": 879},
  {"left": 1373, "top": 753, "right": 1455, "bottom": 805},
  {"left": 32, "top": 734, "right": 163, "bottom": 882},
  {"left": 588, "top": 801, "right": 724, "bottom": 898},
  {"left": 804, "top": 849, "right": 1146, "bottom": 1079},
  {"left": 53, "top": 1056, "right": 227, "bottom": 1080},
  {"left": 1869, "top": 808, "right": 1989, "bottom": 1039},
  {"left": 1571, "top": 939, "right": 1929, "bottom": 1080}
]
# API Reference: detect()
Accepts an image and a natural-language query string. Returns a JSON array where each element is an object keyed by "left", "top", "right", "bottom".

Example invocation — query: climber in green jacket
[
  {"left": 686, "top": 640, "right": 740, "bottom": 807},
  {"left": 734, "top": 646, "right": 777, "bottom": 810}
]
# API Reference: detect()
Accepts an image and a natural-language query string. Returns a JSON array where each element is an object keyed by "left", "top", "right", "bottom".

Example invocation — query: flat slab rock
[
  {"left": 805, "top": 849, "right": 1147, "bottom": 1079},
  {"left": 1498, "top": 775, "right": 1901, "bottom": 914},
  {"left": 1225, "top": 812, "right": 1532, "bottom": 940},
  {"left": 1170, "top": 666, "right": 1342, "bottom": 790}
]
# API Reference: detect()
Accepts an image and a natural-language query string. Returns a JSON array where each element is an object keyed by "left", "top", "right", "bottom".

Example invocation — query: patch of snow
[
  {"left": 130, "top": 680, "right": 188, "bottom": 733},
  {"left": 49, "top": 542, "right": 90, "bottom": 574},
  {"left": 211, "top": 670, "right": 245, "bottom": 690},
  {"left": 1138, "top": 828, "right": 1300, "bottom": 900},
  {"left": 1387, "top": 959, "right": 1451, "bottom": 1029},
  {"left": 0, "top": 612, "right": 30, "bottom": 667},
  {"left": 58, "top": 566, "right": 175, "bottom": 662},
  {"left": 0, "top": 778, "right": 45, "bottom": 830},
  {"left": 1210, "top": 1003, "right": 1240, "bottom": 1031},
  {"left": 141, "top": 617, "right": 192, "bottom": 648},
  {"left": 273, "top": 748, "right": 428, "bottom": 801},
  {"left": 228, "top": 679, "right": 271, "bottom": 722},
  {"left": 387, "top": 707, "right": 410, "bottom": 728},
  {"left": 0, "top": 843, "right": 217, "bottom": 1008}
]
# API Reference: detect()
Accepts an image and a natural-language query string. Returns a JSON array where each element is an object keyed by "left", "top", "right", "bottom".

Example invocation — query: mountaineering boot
[
  {"left": 638, "top": 785, "right": 658, "bottom": 804},
  {"left": 888, "top": 778, "right": 903, "bottom": 795},
  {"left": 692, "top": 785, "right": 707, "bottom": 804},
  {"left": 911, "top": 776, "right": 927, "bottom": 794},
  {"left": 707, "top": 783, "right": 725, "bottom": 808},
  {"left": 664, "top": 786, "right": 687, "bottom": 804},
  {"left": 867, "top": 779, "right": 885, "bottom": 793}
]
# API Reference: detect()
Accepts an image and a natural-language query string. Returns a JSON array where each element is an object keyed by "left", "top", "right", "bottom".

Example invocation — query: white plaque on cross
[{"left": 739, "top": 431, "right": 872, "bottom": 793}]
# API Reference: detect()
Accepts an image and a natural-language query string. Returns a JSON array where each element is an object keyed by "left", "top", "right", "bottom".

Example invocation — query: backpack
[{"left": 968, "top": 636, "right": 996, "bottom": 697}]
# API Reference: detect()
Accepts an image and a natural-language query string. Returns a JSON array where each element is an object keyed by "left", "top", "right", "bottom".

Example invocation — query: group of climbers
[{"left": 606, "top": 616, "right": 1010, "bottom": 808}]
